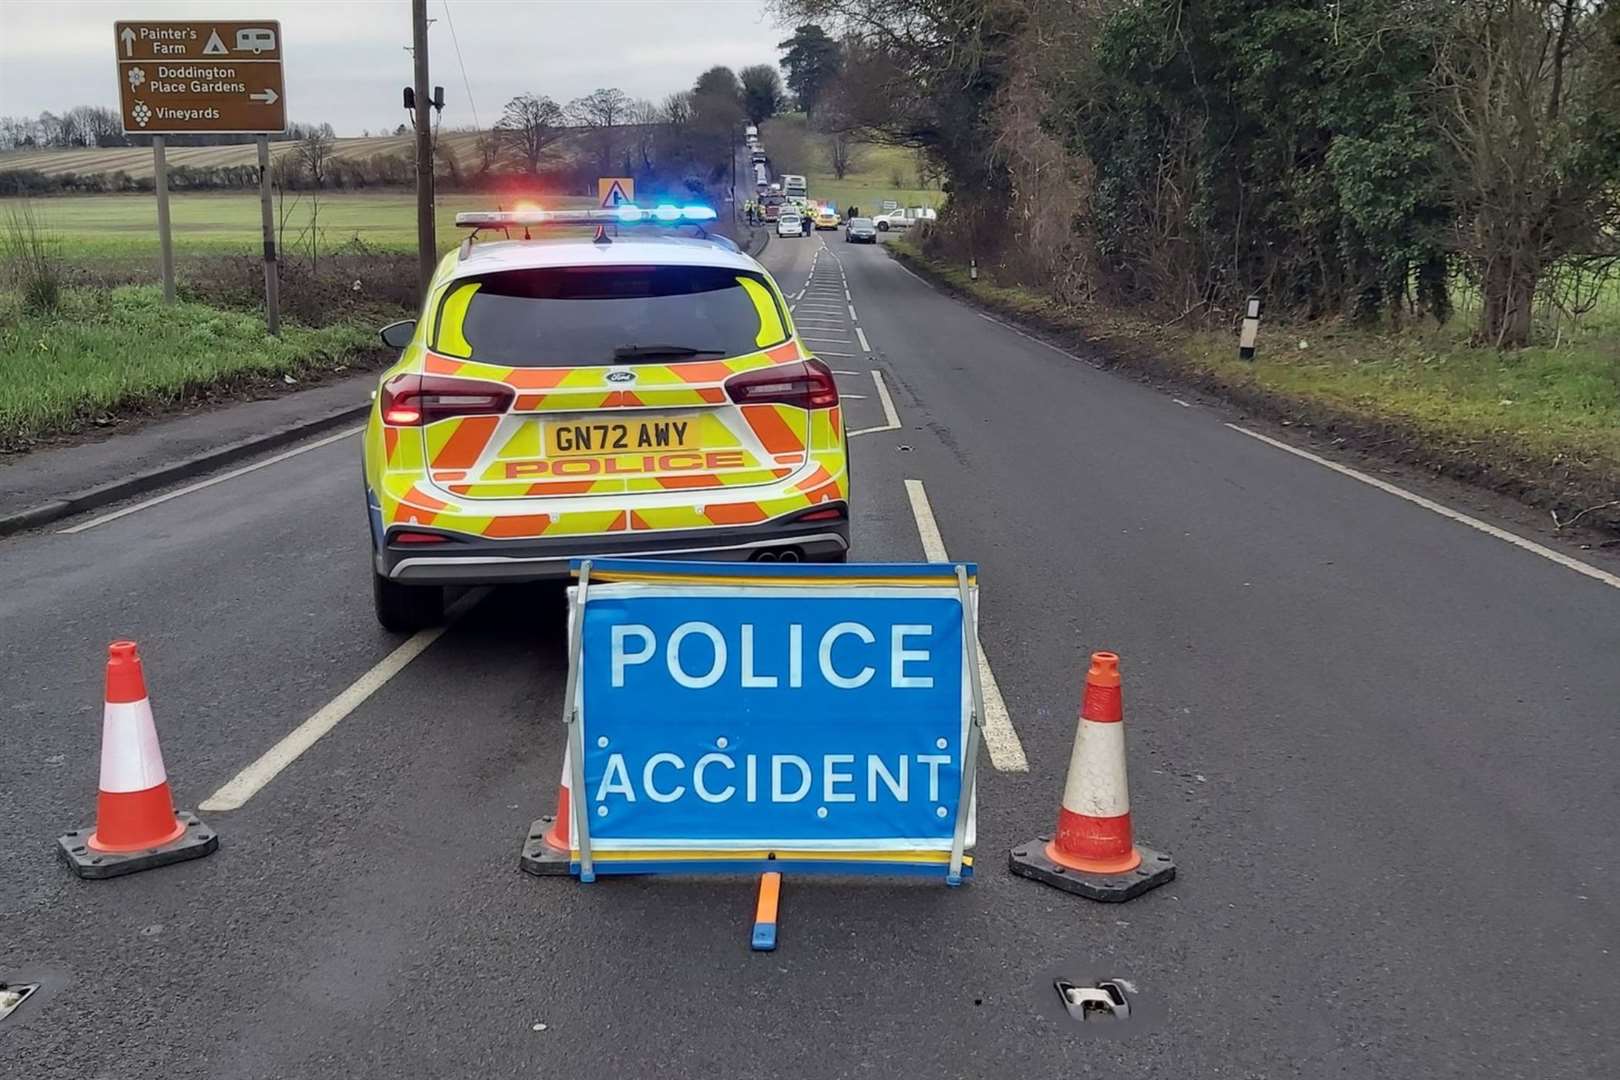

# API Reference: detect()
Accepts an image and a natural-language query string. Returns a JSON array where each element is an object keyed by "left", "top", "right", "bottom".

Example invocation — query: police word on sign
[
  {"left": 609, "top": 619, "right": 938, "bottom": 689},
  {"left": 578, "top": 586, "right": 970, "bottom": 852}
]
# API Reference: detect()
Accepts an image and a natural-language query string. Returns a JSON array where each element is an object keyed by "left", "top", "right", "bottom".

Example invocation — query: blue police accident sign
[{"left": 567, "top": 560, "right": 981, "bottom": 878}]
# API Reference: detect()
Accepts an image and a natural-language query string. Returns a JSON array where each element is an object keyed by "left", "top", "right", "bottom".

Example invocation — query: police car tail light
[
  {"left": 381, "top": 373, "right": 515, "bottom": 425},
  {"left": 724, "top": 359, "right": 839, "bottom": 410}
]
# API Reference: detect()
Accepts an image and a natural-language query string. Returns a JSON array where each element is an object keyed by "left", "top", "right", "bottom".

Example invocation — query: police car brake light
[
  {"left": 381, "top": 372, "right": 515, "bottom": 425},
  {"left": 724, "top": 359, "right": 839, "bottom": 410}
]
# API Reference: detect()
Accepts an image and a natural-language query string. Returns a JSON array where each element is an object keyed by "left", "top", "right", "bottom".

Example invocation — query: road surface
[{"left": 3, "top": 226, "right": 1617, "bottom": 1079}]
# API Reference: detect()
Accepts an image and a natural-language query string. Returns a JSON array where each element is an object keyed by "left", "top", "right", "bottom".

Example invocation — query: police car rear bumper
[{"left": 379, "top": 513, "right": 850, "bottom": 584}]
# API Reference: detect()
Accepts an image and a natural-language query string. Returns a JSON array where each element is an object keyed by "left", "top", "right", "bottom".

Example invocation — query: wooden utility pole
[{"left": 412, "top": 0, "right": 436, "bottom": 300}]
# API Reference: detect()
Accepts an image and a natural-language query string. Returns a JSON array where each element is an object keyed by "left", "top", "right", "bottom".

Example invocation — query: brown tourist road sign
[{"left": 115, "top": 20, "right": 286, "bottom": 134}]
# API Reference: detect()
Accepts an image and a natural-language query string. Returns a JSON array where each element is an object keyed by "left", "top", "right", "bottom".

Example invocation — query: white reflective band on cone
[
  {"left": 99, "top": 698, "right": 168, "bottom": 792},
  {"left": 558, "top": 745, "right": 573, "bottom": 846},
  {"left": 1060, "top": 718, "right": 1130, "bottom": 819}
]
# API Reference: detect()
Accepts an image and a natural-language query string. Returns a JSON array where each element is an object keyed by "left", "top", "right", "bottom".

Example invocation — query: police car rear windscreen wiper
[{"left": 611, "top": 345, "right": 729, "bottom": 362}]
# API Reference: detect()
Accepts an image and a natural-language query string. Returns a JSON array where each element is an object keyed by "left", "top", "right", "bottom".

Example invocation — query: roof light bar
[{"left": 454, "top": 204, "right": 717, "bottom": 230}]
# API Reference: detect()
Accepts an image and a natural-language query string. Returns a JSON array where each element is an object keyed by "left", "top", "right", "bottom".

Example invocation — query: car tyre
[
  {"left": 877, "top": 221, "right": 889, "bottom": 232},
  {"left": 372, "top": 572, "right": 444, "bottom": 633}
]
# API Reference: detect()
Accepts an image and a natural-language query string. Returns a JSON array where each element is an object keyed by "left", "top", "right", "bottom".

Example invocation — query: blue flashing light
[
  {"left": 682, "top": 205, "right": 718, "bottom": 221},
  {"left": 654, "top": 204, "right": 682, "bottom": 222},
  {"left": 616, "top": 204, "right": 643, "bottom": 223}
]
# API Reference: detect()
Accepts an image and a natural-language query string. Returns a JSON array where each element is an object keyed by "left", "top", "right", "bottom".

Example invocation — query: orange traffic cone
[
  {"left": 58, "top": 642, "right": 217, "bottom": 879},
  {"left": 520, "top": 750, "right": 575, "bottom": 876},
  {"left": 1009, "top": 652, "right": 1174, "bottom": 901}
]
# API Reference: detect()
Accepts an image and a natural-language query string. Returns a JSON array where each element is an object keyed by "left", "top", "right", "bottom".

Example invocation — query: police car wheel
[{"left": 372, "top": 572, "right": 444, "bottom": 633}]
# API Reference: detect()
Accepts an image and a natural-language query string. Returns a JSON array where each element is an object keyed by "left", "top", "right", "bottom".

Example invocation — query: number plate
[{"left": 547, "top": 416, "right": 700, "bottom": 457}]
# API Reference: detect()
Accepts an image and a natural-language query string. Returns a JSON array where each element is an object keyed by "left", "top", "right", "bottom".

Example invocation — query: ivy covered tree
[{"left": 777, "top": 23, "right": 843, "bottom": 116}]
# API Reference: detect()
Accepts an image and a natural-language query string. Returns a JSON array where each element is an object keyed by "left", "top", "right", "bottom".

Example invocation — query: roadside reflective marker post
[
  {"left": 153, "top": 136, "right": 175, "bottom": 306},
  {"left": 256, "top": 135, "right": 280, "bottom": 336},
  {"left": 1239, "top": 295, "right": 1262, "bottom": 360}
]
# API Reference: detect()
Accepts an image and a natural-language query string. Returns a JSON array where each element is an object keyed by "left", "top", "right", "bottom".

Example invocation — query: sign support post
[
  {"left": 256, "top": 135, "right": 280, "bottom": 336},
  {"left": 948, "top": 563, "right": 986, "bottom": 886},
  {"left": 564, "top": 560, "right": 595, "bottom": 882},
  {"left": 152, "top": 135, "right": 175, "bottom": 305}
]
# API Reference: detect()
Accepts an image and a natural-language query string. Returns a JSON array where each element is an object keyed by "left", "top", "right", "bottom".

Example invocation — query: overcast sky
[{"left": 0, "top": 0, "right": 788, "bottom": 134}]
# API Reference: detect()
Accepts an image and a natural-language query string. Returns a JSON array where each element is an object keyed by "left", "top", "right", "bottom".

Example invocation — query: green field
[
  {"left": 0, "top": 190, "right": 598, "bottom": 257},
  {"left": 0, "top": 132, "right": 489, "bottom": 181},
  {"left": 759, "top": 116, "right": 942, "bottom": 216}
]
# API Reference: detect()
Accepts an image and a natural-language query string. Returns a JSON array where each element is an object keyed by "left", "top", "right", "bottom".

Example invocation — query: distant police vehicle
[{"left": 362, "top": 204, "right": 850, "bottom": 631}]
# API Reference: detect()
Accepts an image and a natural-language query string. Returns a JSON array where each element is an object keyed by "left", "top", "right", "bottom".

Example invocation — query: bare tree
[
  {"left": 826, "top": 131, "right": 862, "bottom": 179},
  {"left": 497, "top": 93, "right": 566, "bottom": 174},
  {"left": 569, "top": 87, "right": 635, "bottom": 176},
  {"left": 474, "top": 129, "right": 502, "bottom": 175},
  {"left": 1434, "top": 0, "right": 1620, "bottom": 346},
  {"left": 296, "top": 128, "right": 335, "bottom": 269},
  {"left": 629, "top": 99, "right": 661, "bottom": 172}
]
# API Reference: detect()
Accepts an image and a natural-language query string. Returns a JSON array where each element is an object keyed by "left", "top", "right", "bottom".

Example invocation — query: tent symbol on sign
[
  {"left": 600, "top": 180, "right": 632, "bottom": 208},
  {"left": 202, "top": 30, "right": 229, "bottom": 55}
]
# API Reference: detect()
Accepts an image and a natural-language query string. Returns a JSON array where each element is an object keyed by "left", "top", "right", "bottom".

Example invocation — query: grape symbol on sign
[{"left": 131, "top": 101, "right": 152, "bottom": 127}]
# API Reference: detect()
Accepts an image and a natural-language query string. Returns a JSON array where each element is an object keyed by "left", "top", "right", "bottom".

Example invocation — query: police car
[{"left": 364, "top": 204, "right": 851, "bottom": 631}]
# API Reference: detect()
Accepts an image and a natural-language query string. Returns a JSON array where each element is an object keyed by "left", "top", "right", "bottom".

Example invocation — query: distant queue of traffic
[{"left": 746, "top": 129, "right": 937, "bottom": 242}]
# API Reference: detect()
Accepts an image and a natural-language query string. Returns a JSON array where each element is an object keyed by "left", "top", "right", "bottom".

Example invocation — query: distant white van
[
  {"left": 745, "top": 124, "right": 759, "bottom": 138},
  {"left": 780, "top": 173, "right": 807, "bottom": 198}
]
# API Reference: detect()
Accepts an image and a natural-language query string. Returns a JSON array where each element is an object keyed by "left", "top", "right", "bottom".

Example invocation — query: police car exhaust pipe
[{"left": 778, "top": 549, "right": 802, "bottom": 563}]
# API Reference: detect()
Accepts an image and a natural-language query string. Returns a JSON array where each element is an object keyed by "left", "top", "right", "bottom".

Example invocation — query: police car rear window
[{"left": 431, "top": 266, "right": 788, "bottom": 367}]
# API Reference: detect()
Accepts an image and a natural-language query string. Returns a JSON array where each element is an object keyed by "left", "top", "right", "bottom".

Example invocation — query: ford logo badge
[{"left": 605, "top": 370, "right": 636, "bottom": 383}]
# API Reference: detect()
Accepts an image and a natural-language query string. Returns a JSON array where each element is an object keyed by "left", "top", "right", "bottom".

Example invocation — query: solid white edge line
[
  {"left": 872, "top": 369, "right": 900, "bottom": 430},
  {"left": 903, "top": 479, "right": 1028, "bottom": 773},
  {"left": 60, "top": 425, "right": 365, "bottom": 534},
  {"left": 856, "top": 327, "right": 871, "bottom": 352},
  {"left": 1226, "top": 424, "right": 1620, "bottom": 591},
  {"left": 200, "top": 589, "right": 488, "bottom": 811}
]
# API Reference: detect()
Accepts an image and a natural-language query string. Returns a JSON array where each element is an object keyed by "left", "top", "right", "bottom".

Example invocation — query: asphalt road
[{"left": 3, "top": 224, "right": 1617, "bottom": 1078}]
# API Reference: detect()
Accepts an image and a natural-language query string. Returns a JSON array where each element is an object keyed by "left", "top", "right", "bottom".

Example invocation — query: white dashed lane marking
[{"left": 903, "top": 479, "right": 1029, "bottom": 773}]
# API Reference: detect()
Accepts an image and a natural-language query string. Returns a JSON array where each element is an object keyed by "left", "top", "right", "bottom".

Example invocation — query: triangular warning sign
[
  {"left": 599, "top": 179, "right": 632, "bottom": 208},
  {"left": 202, "top": 30, "right": 228, "bottom": 55}
]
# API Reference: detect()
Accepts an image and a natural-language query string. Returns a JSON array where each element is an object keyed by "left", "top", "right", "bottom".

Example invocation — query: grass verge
[
  {"left": 1, "top": 285, "right": 378, "bottom": 451},
  {"left": 890, "top": 240, "right": 1620, "bottom": 535}
]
